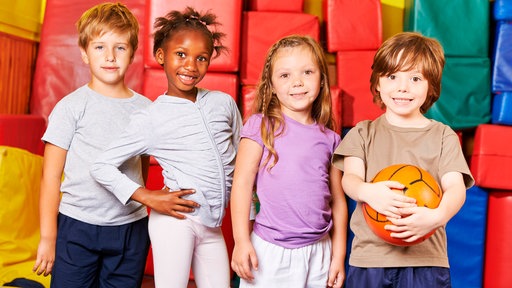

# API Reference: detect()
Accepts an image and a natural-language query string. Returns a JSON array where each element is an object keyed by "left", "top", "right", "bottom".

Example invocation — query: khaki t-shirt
[{"left": 332, "top": 115, "right": 474, "bottom": 268}]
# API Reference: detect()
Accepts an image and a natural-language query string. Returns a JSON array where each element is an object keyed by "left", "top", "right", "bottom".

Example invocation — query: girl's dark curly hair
[{"left": 152, "top": 6, "right": 227, "bottom": 63}]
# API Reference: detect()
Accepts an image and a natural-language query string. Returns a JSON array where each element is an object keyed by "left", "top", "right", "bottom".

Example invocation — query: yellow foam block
[
  {"left": 381, "top": 0, "right": 405, "bottom": 40},
  {"left": 0, "top": 146, "right": 50, "bottom": 287}
]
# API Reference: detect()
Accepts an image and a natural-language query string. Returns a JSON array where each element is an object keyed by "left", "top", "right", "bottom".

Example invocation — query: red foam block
[
  {"left": 240, "top": 11, "right": 319, "bottom": 85},
  {"left": 248, "top": 0, "right": 304, "bottom": 12},
  {"left": 324, "top": 0, "right": 382, "bottom": 52},
  {"left": 336, "top": 50, "right": 383, "bottom": 127},
  {"left": 484, "top": 191, "right": 512, "bottom": 287},
  {"left": 471, "top": 124, "right": 512, "bottom": 190},
  {"left": 0, "top": 114, "right": 46, "bottom": 155}
]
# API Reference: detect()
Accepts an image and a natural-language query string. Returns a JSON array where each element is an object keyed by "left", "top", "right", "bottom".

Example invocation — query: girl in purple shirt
[{"left": 230, "top": 35, "right": 347, "bottom": 288}]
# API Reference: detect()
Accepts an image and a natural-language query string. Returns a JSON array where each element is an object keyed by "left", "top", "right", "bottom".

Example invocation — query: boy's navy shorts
[
  {"left": 51, "top": 213, "right": 150, "bottom": 288},
  {"left": 346, "top": 266, "right": 451, "bottom": 288}
]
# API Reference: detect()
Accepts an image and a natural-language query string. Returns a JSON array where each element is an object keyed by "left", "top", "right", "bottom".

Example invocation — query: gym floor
[{"left": 141, "top": 276, "right": 197, "bottom": 288}]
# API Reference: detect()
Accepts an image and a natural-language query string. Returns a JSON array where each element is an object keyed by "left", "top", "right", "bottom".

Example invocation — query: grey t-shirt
[
  {"left": 90, "top": 89, "right": 242, "bottom": 228},
  {"left": 43, "top": 85, "right": 152, "bottom": 225}
]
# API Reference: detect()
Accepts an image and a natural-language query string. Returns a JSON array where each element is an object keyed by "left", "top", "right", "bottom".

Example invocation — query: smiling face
[
  {"left": 377, "top": 67, "right": 429, "bottom": 123},
  {"left": 155, "top": 28, "right": 213, "bottom": 101},
  {"left": 80, "top": 30, "right": 133, "bottom": 95},
  {"left": 270, "top": 45, "right": 321, "bottom": 124}
]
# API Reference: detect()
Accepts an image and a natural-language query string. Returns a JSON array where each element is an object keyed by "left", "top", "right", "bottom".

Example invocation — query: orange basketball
[{"left": 362, "top": 164, "right": 443, "bottom": 246}]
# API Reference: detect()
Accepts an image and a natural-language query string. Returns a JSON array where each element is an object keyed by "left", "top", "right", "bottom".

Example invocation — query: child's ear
[
  {"left": 80, "top": 47, "right": 89, "bottom": 64},
  {"left": 155, "top": 48, "right": 165, "bottom": 65}
]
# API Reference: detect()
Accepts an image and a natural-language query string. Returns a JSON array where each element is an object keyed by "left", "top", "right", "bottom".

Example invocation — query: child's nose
[
  {"left": 184, "top": 57, "right": 197, "bottom": 71},
  {"left": 292, "top": 77, "right": 304, "bottom": 87}
]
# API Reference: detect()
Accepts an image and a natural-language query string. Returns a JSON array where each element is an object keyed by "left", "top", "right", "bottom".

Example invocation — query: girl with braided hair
[
  {"left": 230, "top": 35, "right": 347, "bottom": 288},
  {"left": 91, "top": 6, "right": 242, "bottom": 288}
]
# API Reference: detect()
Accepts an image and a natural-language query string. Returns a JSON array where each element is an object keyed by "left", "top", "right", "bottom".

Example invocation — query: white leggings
[{"left": 148, "top": 211, "right": 230, "bottom": 288}]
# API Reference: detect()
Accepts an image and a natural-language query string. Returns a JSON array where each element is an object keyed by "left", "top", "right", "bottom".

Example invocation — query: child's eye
[
  {"left": 94, "top": 45, "right": 104, "bottom": 50},
  {"left": 198, "top": 56, "right": 209, "bottom": 62},
  {"left": 387, "top": 75, "right": 396, "bottom": 80},
  {"left": 411, "top": 76, "right": 422, "bottom": 82},
  {"left": 305, "top": 70, "right": 314, "bottom": 75},
  {"left": 280, "top": 73, "right": 289, "bottom": 79},
  {"left": 176, "top": 51, "right": 185, "bottom": 58},
  {"left": 116, "top": 46, "right": 127, "bottom": 51}
]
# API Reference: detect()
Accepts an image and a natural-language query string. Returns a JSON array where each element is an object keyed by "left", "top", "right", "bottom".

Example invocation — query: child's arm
[
  {"left": 327, "top": 165, "right": 347, "bottom": 288},
  {"left": 342, "top": 156, "right": 415, "bottom": 219},
  {"left": 33, "top": 143, "right": 66, "bottom": 276},
  {"left": 387, "top": 171, "right": 466, "bottom": 243},
  {"left": 230, "top": 138, "right": 262, "bottom": 282}
]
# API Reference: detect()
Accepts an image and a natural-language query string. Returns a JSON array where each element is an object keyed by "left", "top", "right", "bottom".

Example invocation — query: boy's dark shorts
[
  {"left": 51, "top": 213, "right": 150, "bottom": 288},
  {"left": 346, "top": 266, "right": 451, "bottom": 288}
]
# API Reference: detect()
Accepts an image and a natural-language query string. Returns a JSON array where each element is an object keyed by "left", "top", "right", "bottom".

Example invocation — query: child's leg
[
  {"left": 51, "top": 214, "right": 100, "bottom": 288},
  {"left": 149, "top": 211, "right": 196, "bottom": 288},
  {"left": 98, "top": 216, "right": 150, "bottom": 287},
  {"left": 190, "top": 221, "right": 230, "bottom": 288},
  {"left": 240, "top": 233, "right": 331, "bottom": 288}
]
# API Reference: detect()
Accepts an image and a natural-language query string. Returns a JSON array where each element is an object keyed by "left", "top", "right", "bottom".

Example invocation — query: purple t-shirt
[{"left": 241, "top": 113, "right": 341, "bottom": 248}]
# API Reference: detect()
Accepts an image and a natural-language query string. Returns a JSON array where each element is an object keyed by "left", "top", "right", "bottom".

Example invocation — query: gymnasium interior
[{"left": 0, "top": 0, "right": 509, "bottom": 287}]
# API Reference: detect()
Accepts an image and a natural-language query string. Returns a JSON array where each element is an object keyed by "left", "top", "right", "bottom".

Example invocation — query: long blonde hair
[{"left": 252, "top": 35, "right": 334, "bottom": 170}]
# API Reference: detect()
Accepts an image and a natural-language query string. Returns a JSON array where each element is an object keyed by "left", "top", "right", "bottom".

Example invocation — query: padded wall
[
  {"left": 0, "top": 115, "right": 46, "bottom": 156},
  {"left": 484, "top": 191, "right": 512, "bottom": 287},
  {"left": 446, "top": 186, "right": 488, "bottom": 288},
  {"left": 30, "top": 0, "right": 147, "bottom": 121},
  {"left": 404, "top": 0, "right": 489, "bottom": 57},
  {"left": 248, "top": 0, "right": 304, "bottom": 12},
  {"left": 336, "top": 50, "right": 383, "bottom": 127},
  {"left": 323, "top": 0, "right": 382, "bottom": 52},
  {"left": 144, "top": 0, "right": 243, "bottom": 72},
  {"left": 0, "top": 147, "right": 49, "bottom": 288},
  {"left": 491, "top": 92, "right": 512, "bottom": 125},
  {"left": 491, "top": 21, "right": 512, "bottom": 93},
  {"left": 425, "top": 57, "right": 491, "bottom": 130},
  {"left": 240, "top": 11, "right": 320, "bottom": 85},
  {"left": 471, "top": 124, "right": 512, "bottom": 190}
]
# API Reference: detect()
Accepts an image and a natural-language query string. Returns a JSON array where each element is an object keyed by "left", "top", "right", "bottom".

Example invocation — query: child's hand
[
  {"left": 362, "top": 181, "right": 417, "bottom": 219},
  {"left": 327, "top": 257, "right": 345, "bottom": 288},
  {"left": 33, "top": 238, "right": 55, "bottom": 276},
  {"left": 140, "top": 188, "right": 200, "bottom": 219},
  {"left": 385, "top": 206, "right": 441, "bottom": 243},
  {"left": 231, "top": 240, "right": 258, "bottom": 282}
]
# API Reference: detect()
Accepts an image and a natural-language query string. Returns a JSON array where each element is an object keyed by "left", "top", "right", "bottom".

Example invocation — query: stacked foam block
[
  {"left": 324, "top": 0, "right": 383, "bottom": 129},
  {"left": 472, "top": 2, "right": 512, "bottom": 287},
  {"left": 403, "top": 1, "right": 491, "bottom": 287},
  {"left": 404, "top": 0, "right": 491, "bottom": 131}
]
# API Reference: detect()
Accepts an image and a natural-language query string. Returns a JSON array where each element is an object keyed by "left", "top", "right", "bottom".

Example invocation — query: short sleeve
[
  {"left": 332, "top": 120, "right": 370, "bottom": 171},
  {"left": 241, "top": 114, "right": 264, "bottom": 146},
  {"left": 439, "top": 127, "right": 475, "bottom": 188}
]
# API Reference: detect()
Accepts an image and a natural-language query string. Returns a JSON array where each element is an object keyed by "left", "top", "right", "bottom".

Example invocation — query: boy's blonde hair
[
  {"left": 370, "top": 32, "right": 445, "bottom": 114},
  {"left": 254, "top": 35, "right": 334, "bottom": 170},
  {"left": 76, "top": 2, "right": 139, "bottom": 58}
]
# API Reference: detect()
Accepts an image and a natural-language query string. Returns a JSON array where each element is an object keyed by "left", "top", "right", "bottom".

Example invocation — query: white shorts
[{"left": 240, "top": 232, "right": 332, "bottom": 288}]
